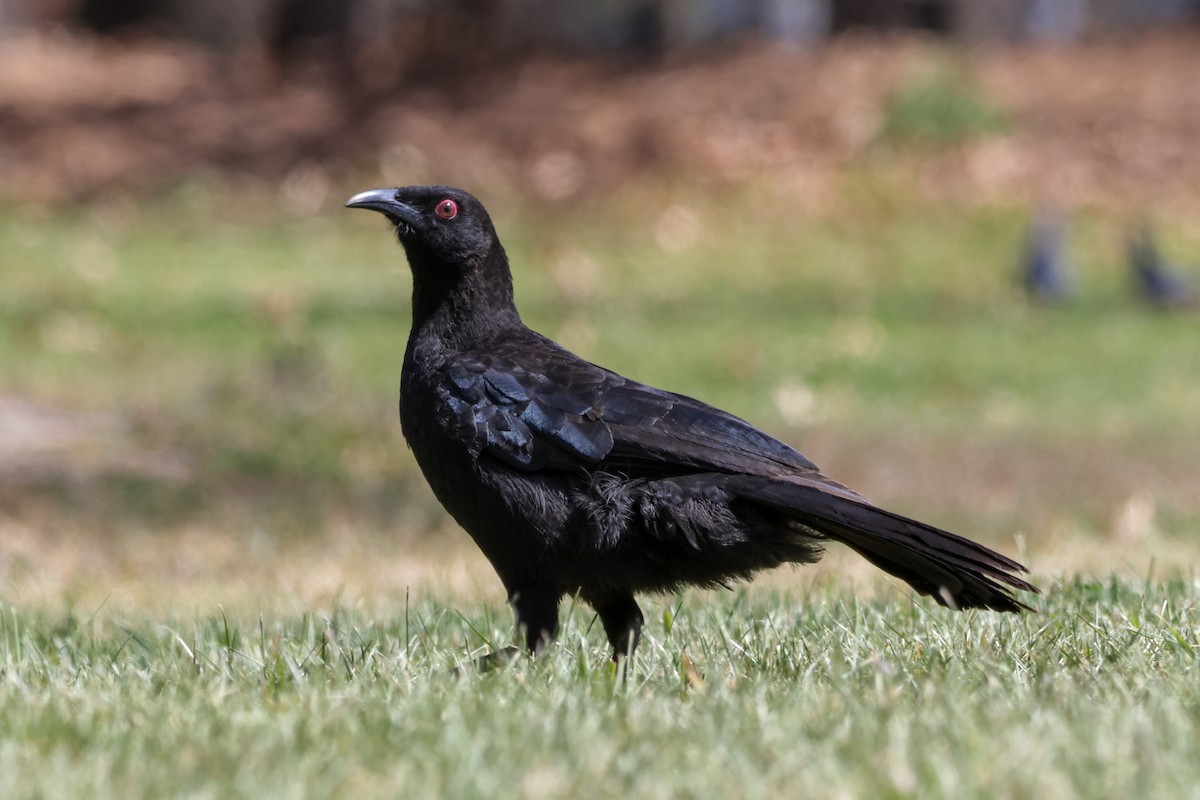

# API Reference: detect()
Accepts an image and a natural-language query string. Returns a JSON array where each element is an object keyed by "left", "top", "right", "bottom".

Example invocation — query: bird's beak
[{"left": 345, "top": 189, "right": 421, "bottom": 228}]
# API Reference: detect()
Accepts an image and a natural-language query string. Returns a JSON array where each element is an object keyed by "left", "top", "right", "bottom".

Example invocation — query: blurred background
[{"left": 1, "top": 0, "right": 1198, "bottom": 615}]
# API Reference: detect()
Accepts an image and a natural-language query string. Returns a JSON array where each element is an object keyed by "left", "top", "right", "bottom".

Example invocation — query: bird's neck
[{"left": 407, "top": 242, "right": 523, "bottom": 357}]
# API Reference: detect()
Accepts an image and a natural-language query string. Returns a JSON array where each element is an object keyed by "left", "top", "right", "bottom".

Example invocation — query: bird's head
[
  {"left": 346, "top": 184, "right": 520, "bottom": 332},
  {"left": 345, "top": 185, "right": 499, "bottom": 268}
]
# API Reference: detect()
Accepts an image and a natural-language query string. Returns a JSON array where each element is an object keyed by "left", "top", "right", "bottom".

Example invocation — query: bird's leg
[
  {"left": 594, "top": 594, "right": 644, "bottom": 662},
  {"left": 509, "top": 588, "right": 561, "bottom": 655}
]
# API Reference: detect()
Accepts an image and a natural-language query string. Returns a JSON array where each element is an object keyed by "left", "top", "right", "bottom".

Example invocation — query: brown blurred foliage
[{"left": 0, "top": 26, "right": 1198, "bottom": 215}]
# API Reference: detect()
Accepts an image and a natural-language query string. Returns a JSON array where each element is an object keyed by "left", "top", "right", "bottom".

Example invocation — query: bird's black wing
[{"left": 433, "top": 334, "right": 861, "bottom": 495}]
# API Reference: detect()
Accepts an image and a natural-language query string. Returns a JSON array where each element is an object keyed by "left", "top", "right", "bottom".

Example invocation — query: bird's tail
[{"left": 727, "top": 475, "right": 1038, "bottom": 612}]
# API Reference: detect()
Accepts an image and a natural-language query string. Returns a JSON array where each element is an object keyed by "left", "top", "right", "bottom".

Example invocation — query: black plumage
[
  {"left": 346, "top": 185, "right": 1038, "bottom": 661},
  {"left": 1129, "top": 226, "right": 1199, "bottom": 310},
  {"left": 1020, "top": 210, "right": 1074, "bottom": 304}
]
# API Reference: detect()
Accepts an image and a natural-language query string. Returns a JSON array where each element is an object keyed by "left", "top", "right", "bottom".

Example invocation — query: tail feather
[{"left": 729, "top": 476, "right": 1038, "bottom": 612}]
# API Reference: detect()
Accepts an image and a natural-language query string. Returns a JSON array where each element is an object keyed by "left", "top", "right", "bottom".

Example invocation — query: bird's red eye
[{"left": 436, "top": 199, "right": 458, "bottom": 220}]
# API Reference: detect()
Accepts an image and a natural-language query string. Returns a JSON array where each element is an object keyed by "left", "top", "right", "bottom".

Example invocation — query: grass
[
  {"left": 2, "top": 577, "right": 1199, "bottom": 799},
  {"left": 2, "top": 175, "right": 1197, "bottom": 540},
  {"left": 876, "top": 60, "right": 1009, "bottom": 147},
  {"left": 2, "top": 170, "right": 1200, "bottom": 797}
]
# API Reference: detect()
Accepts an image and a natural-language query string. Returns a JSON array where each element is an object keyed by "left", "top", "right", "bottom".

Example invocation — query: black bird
[
  {"left": 347, "top": 185, "right": 1039, "bottom": 661},
  {"left": 1020, "top": 210, "right": 1073, "bottom": 304},
  {"left": 1129, "top": 226, "right": 1199, "bottom": 310}
]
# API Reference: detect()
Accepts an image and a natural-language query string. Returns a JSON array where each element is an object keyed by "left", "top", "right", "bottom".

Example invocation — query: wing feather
[{"left": 433, "top": 334, "right": 838, "bottom": 486}]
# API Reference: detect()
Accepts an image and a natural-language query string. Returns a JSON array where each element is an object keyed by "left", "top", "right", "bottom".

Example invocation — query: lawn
[
  {"left": 2, "top": 170, "right": 1199, "bottom": 797},
  {"left": 2, "top": 579, "right": 1198, "bottom": 799}
]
